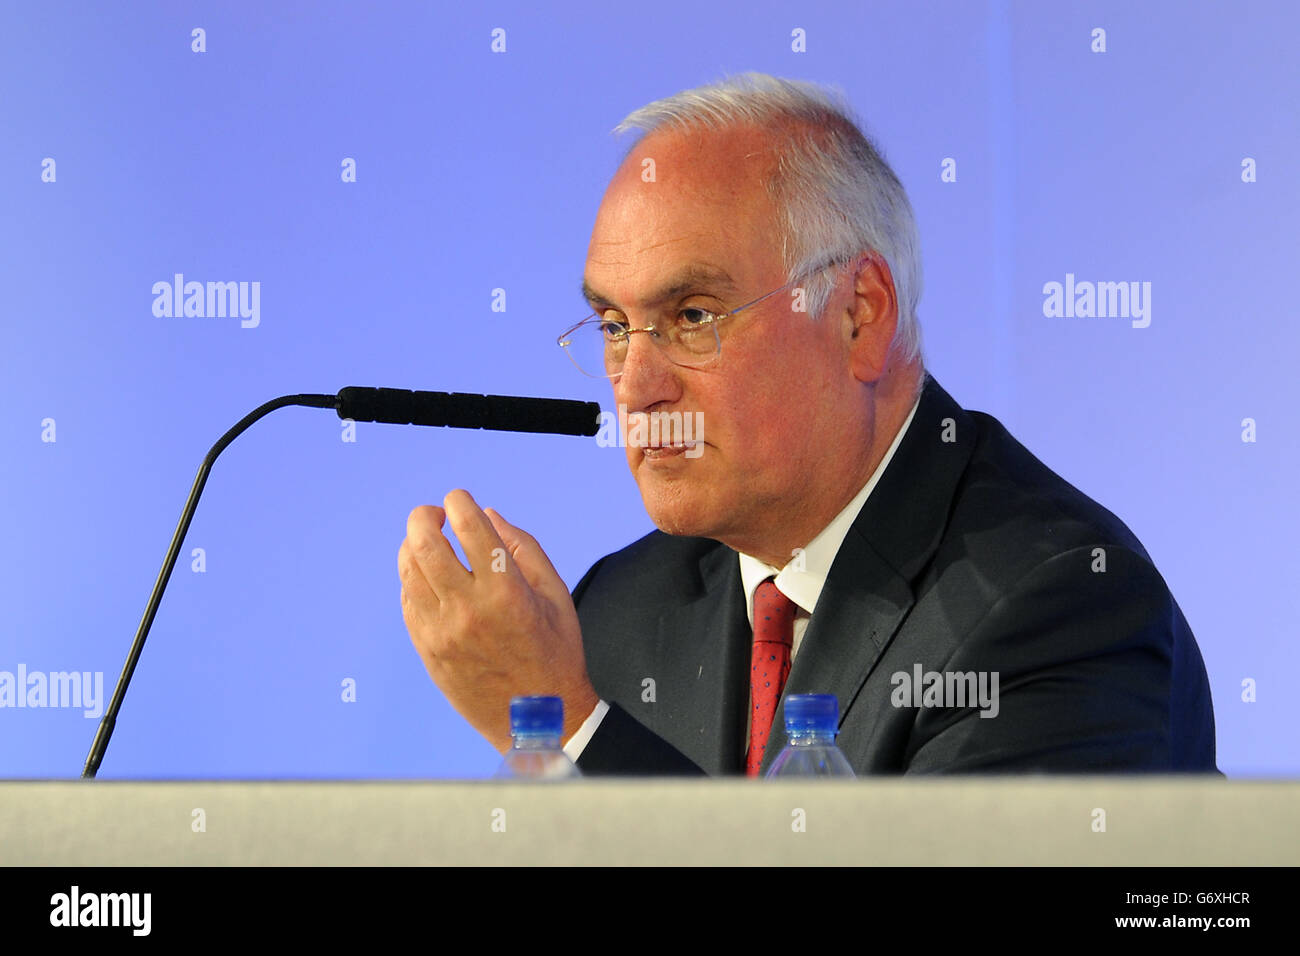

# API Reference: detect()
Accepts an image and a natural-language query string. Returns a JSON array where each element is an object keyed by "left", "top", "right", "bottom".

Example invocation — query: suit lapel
[
  {"left": 759, "top": 374, "right": 979, "bottom": 774},
  {"left": 652, "top": 543, "right": 750, "bottom": 774},
  {"left": 760, "top": 533, "right": 912, "bottom": 775}
]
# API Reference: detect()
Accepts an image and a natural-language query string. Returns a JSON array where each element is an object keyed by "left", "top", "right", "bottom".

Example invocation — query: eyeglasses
[{"left": 557, "top": 258, "right": 847, "bottom": 379}]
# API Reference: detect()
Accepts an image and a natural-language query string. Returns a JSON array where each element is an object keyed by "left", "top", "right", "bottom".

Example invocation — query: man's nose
[{"left": 613, "top": 328, "right": 682, "bottom": 410}]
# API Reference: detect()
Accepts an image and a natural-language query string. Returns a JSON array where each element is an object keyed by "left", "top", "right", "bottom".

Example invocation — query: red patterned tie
[{"left": 746, "top": 578, "right": 796, "bottom": 776}]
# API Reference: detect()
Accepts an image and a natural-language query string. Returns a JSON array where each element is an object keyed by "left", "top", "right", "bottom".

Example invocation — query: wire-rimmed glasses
[{"left": 557, "top": 259, "right": 847, "bottom": 379}]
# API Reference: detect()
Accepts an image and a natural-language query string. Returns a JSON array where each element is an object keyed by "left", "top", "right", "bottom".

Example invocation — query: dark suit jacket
[{"left": 571, "top": 373, "right": 1218, "bottom": 775}]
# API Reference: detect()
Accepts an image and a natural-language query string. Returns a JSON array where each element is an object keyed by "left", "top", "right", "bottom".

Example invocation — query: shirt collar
[{"left": 738, "top": 394, "right": 921, "bottom": 624}]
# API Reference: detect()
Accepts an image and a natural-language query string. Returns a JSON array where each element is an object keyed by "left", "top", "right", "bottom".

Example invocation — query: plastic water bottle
[
  {"left": 495, "top": 696, "right": 581, "bottom": 780},
  {"left": 765, "top": 694, "right": 856, "bottom": 778}
]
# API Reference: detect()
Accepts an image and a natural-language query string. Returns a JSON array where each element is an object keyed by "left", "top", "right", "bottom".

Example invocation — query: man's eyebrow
[{"left": 581, "top": 265, "right": 740, "bottom": 311}]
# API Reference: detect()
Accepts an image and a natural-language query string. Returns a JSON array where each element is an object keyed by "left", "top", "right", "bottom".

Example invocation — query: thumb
[{"left": 484, "top": 508, "right": 568, "bottom": 600}]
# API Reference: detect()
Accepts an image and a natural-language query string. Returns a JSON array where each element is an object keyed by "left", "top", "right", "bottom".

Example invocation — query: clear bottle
[
  {"left": 765, "top": 694, "right": 856, "bottom": 778},
  {"left": 495, "top": 696, "right": 582, "bottom": 780}
]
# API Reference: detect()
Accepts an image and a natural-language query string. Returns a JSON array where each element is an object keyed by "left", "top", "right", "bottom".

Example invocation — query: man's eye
[
  {"left": 677, "top": 308, "right": 714, "bottom": 327},
  {"left": 598, "top": 319, "right": 629, "bottom": 339}
]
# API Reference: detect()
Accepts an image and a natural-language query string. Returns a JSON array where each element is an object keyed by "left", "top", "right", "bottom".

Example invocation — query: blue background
[{"left": 2, "top": 0, "right": 1294, "bottom": 778}]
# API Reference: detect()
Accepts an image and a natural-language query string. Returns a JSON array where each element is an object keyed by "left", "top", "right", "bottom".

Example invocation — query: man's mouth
[
  {"left": 642, "top": 442, "right": 701, "bottom": 459},
  {"left": 621, "top": 409, "right": 706, "bottom": 459}
]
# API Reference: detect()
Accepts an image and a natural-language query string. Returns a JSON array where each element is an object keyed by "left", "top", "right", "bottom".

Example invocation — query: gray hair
[{"left": 614, "top": 71, "right": 924, "bottom": 373}]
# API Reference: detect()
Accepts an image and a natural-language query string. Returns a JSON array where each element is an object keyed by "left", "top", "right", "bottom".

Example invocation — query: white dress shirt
[{"left": 563, "top": 395, "right": 922, "bottom": 763}]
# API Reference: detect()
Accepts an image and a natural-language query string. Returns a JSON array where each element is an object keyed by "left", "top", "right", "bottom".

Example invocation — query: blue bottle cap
[
  {"left": 783, "top": 694, "right": 840, "bottom": 734},
  {"left": 509, "top": 696, "right": 565, "bottom": 736}
]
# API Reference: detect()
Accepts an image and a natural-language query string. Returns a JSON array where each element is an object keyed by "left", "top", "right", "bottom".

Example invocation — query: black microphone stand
[
  {"left": 82, "top": 388, "right": 599, "bottom": 778},
  {"left": 82, "top": 394, "right": 337, "bottom": 778}
]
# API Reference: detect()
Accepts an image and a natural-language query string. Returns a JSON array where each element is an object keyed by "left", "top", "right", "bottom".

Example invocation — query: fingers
[
  {"left": 443, "top": 489, "right": 514, "bottom": 579},
  {"left": 404, "top": 493, "right": 550, "bottom": 597},
  {"left": 484, "top": 506, "right": 566, "bottom": 601},
  {"left": 402, "top": 504, "right": 470, "bottom": 600},
  {"left": 398, "top": 536, "right": 440, "bottom": 640}
]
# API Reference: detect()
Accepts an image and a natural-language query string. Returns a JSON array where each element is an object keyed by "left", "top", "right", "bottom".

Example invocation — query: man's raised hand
[{"left": 398, "top": 489, "right": 599, "bottom": 753}]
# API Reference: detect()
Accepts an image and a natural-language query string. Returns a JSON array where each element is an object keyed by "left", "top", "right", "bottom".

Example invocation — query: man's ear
[{"left": 845, "top": 253, "right": 899, "bottom": 384}]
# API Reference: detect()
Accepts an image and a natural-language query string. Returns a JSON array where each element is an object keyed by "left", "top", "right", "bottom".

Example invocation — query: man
[{"left": 397, "top": 73, "right": 1217, "bottom": 775}]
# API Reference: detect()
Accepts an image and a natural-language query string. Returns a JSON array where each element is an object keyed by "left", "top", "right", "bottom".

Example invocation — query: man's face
[{"left": 582, "top": 124, "right": 861, "bottom": 555}]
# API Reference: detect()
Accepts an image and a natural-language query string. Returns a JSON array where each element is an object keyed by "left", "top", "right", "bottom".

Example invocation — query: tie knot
[{"left": 754, "top": 579, "right": 796, "bottom": 648}]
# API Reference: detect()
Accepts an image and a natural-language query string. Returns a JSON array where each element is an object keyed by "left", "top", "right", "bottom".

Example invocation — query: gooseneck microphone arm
[
  {"left": 81, "top": 388, "right": 601, "bottom": 779},
  {"left": 81, "top": 393, "right": 336, "bottom": 780}
]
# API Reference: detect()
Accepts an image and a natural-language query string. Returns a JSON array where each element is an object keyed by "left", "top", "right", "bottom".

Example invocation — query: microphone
[
  {"left": 336, "top": 386, "right": 600, "bottom": 436},
  {"left": 81, "top": 387, "right": 602, "bottom": 779}
]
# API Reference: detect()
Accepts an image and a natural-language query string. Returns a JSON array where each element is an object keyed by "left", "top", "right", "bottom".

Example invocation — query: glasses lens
[
  {"left": 673, "top": 313, "right": 719, "bottom": 358},
  {"left": 560, "top": 316, "right": 625, "bottom": 378},
  {"left": 559, "top": 313, "right": 721, "bottom": 377}
]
